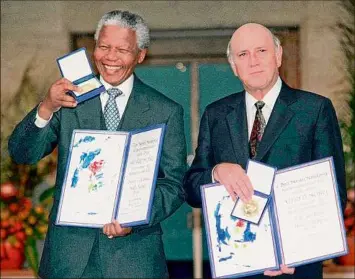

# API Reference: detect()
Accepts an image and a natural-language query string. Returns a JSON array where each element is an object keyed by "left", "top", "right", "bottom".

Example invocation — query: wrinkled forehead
[{"left": 230, "top": 25, "right": 274, "bottom": 53}]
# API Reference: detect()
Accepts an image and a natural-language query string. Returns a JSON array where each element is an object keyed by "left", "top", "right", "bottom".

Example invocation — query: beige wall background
[{"left": 0, "top": 0, "right": 349, "bottom": 119}]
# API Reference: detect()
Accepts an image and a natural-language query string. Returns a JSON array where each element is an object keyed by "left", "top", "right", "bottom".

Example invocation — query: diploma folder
[
  {"left": 56, "top": 124, "right": 165, "bottom": 228},
  {"left": 56, "top": 47, "right": 105, "bottom": 103},
  {"left": 201, "top": 157, "right": 348, "bottom": 278}
]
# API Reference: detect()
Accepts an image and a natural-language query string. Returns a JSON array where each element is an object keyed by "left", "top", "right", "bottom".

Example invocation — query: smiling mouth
[{"left": 104, "top": 65, "right": 123, "bottom": 70}]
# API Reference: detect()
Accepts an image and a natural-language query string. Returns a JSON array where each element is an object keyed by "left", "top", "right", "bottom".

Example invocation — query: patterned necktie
[
  {"left": 249, "top": 101, "right": 266, "bottom": 158},
  {"left": 104, "top": 88, "right": 122, "bottom": 131}
]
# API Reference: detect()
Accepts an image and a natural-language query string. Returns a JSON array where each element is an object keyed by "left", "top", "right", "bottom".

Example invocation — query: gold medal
[
  {"left": 80, "top": 82, "right": 96, "bottom": 94},
  {"left": 243, "top": 199, "right": 259, "bottom": 218},
  {"left": 74, "top": 80, "right": 99, "bottom": 96}
]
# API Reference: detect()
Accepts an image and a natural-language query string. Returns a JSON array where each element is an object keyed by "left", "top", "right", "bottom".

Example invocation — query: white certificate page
[
  {"left": 57, "top": 131, "right": 128, "bottom": 227},
  {"left": 116, "top": 127, "right": 163, "bottom": 225},
  {"left": 202, "top": 184, "right": 278, "bottom": 278},
  {"left": 273, "top": 158, "right": 347, "bottom": 265}
]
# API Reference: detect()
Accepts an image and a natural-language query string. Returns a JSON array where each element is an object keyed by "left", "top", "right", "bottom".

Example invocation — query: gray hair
[
  {"left": 94, "top": 10, "right": 150, "bottom": 49},
  {"left": 227, "top": 31, "right": 281, "bottom": 64}
]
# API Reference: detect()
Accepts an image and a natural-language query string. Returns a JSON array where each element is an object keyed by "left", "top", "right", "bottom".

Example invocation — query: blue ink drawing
[
  {"left": 71, "top": 149, "right": 102, "bottom": 188},
  {"left": 73, "top": 136, "right": 95, "bottom": 148},
  {"left": 70, "top": 136, "right": 106, "bottom": 192},
  {"left": 214, "top": 195, "right": 257, "bottom": 263}
]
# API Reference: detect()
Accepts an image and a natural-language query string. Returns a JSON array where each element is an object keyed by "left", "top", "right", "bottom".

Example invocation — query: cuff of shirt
[{"left": 35, "top": 103, "right": 53, "bottom": 128}]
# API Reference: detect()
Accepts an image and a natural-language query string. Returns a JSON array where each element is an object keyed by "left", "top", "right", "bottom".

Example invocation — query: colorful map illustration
[
  {"left": 210, "top": 194, "right": 272, "bottom": 268},
  {"left": 71, "top": 136, "right": 105, "bottom": 192}
]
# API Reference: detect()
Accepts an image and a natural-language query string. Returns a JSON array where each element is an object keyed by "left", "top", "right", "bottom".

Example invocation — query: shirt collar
[
  {"left": 245, "top": 77, "right": 282, "bottom": 111},
  {"left": 100, "top": 74, "right": 134, "bottom": 97}
]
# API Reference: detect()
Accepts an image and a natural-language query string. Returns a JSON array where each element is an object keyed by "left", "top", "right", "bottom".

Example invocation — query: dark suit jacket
[
  {"left": 9, "top": 75, "right": 187, "bottom": 278},
  {"left": 183, "top": 81, "right": 346, "bottom": 279}
]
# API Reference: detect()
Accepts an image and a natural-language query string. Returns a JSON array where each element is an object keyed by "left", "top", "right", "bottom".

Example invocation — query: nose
[
  {"left": 249, "top": 52, "right": 259, "bottom": 67},
  {"left": 106, "top": 48, "right": 118, "bottom": 61}
]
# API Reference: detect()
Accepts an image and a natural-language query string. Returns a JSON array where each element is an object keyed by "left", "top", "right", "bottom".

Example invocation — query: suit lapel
[
  {"left": 255, "top": 83, "right": 296, "bottom": 161},
  {"left": 226, "top": 92, "right": 249, "bottom": 166},
  {"left": 75, "top": 96, "right": 103, "bottom": 129},
  {"left": 118, "top": 76, "right": 150, "bottom": 130}
]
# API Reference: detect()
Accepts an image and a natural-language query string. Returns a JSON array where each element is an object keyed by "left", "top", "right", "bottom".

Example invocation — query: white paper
[
  {"left": 202, "top": 184, "right": 277, "bottom": 278},
  {"left": 273, "top": 160, "right": 346, "bottom": 265},
  {"left": 247, "top": 160, "right": 275, "bottom": 194},
  {"left": 116, "top": 128, "right": 162, "bottom": 224},
  {"left": 58, "top": 49, "right": 92, "bottom": 82},
  {"left": 58, "top": 131, "right": 128, "bottom": 226}
]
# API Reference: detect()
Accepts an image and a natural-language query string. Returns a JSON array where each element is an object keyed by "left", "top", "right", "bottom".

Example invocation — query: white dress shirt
[
  {"left": 245, "top": 77, "right": 282, "bottom": 139},
  {"left": 99, "top": 74, "right": 133, "bottom": 118},
  {"left": 212, "top": 77, "right": 282, "bottom": 181},
  {"left": 34, "top": 74, "right": 134, "bottom": 128}
]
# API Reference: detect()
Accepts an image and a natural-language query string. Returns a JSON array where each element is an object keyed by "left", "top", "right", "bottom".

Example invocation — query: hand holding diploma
[
  {"left": 103, "top": 220, "right": 132, "bottom": 238},
  {"left": 39, "top": 77, "right": 81, "bottom": 119},
  {"left": 264, "top": 264, "right": 295, "bottom": 277},
  {"left": 200, "top": 158, "right": 347, "bottom": 279}
]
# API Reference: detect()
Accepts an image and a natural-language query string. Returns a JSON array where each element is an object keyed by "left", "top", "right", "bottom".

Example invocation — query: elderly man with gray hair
[
  {"left": 9, "top": 10, "right": 187, "bottom": 278},
  {"left": 183, "top": 23, "right": 346, "bottom": 279}
]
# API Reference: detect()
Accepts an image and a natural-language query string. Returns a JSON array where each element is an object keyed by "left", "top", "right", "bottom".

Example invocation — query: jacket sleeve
[
  {"left": 8, "top": 105, "right": 59, "bottom": 164},
  {"left": 312, "top": 98, "right": 347, "bottom": 211}
]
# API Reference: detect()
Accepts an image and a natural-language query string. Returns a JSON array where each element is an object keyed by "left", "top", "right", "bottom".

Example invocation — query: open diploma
[
  {"left": 56, "top": 124, "right": 165, "bottom": 228},
  {"left": 201, "top": 157, "right": 348, "bottom": 278}
]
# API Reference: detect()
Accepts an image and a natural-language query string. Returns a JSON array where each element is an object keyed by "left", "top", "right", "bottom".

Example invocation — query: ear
[
  {"left": 137, "top": 49, "right": 147, "bottom": 64},
  {"left": 230, "top": 60, "right": 239, "bottom": 77},
  {"left": 276, "top": 45, "right": 283, "bottom": 68}
]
